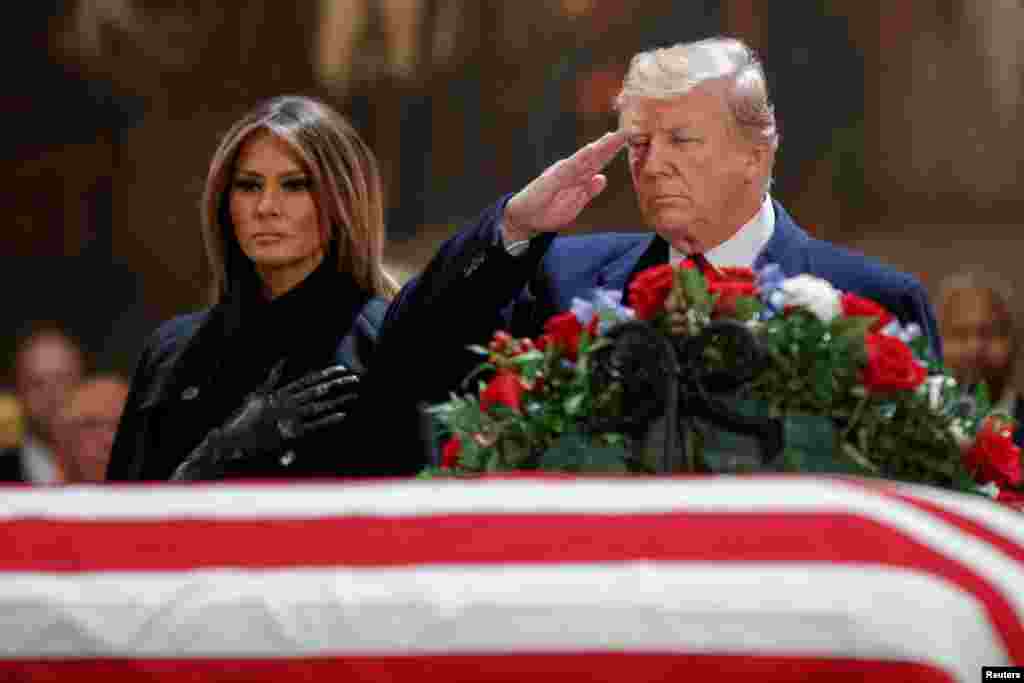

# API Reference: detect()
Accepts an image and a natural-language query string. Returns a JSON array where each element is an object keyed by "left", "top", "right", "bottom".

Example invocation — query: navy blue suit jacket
[{"left": 382, "top": 197, "right": 941, "bottom": 407}]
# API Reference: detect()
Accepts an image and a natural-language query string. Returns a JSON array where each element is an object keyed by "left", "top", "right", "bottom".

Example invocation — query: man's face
[
  {"left": 15, "top": 334, "right": 84, "bottom": 443},
  {"left": 59, "top": 378, "right": 129, "bottom": 483},
  {"left": 940, "top": 287, "right": 1014, "bottom": 397},
  {"left": 621, "top": 81, "right": 764, "bottom": 253}
]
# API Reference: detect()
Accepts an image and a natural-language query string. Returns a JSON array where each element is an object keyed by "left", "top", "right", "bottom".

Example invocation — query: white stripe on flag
[
  {"left": 892, "top": 480, "right": 1024, "bottom": 547},
  {"left": 0, "top": 562, "right": 1002, "bottom": 680},
  {"left": 0, "top": 477, "right": 1001, "bottom": 521}
]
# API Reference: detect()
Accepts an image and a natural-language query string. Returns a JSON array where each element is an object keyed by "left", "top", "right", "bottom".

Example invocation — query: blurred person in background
[
  {"left": 937, "top": 269, "right": 1023, "bottom": 445},
  {"left": 0, "top": 393, "right": 23, "bottom": 449},
  {"left": 57, "top": 374, "right": 129, "bottom": 484},
  {"left": 0, "top": 393, "right": 25, "bottom": 480},
  {"left": 0, "top": 324, "right": 84, "bottom": 483},
  {"left": 106, "top": 95, "right": 423, "bottom": 482}
]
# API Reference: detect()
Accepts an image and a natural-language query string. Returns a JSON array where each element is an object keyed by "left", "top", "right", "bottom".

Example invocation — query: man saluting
[{"left": 381, "top": 36, "right": 939, "bottom": 408}]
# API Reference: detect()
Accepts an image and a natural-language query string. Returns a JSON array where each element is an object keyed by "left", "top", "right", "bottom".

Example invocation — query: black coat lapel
[{"left": 621, "top": 235, "right": 669, "bottom": 298}]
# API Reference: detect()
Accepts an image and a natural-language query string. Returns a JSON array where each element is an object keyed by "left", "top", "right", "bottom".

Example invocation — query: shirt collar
[
  {"left": 669, "top": 194, "right": 775, "bottom": 268},
  {"left": 21, "top": 434, "right": 60, "bottom": 484}
]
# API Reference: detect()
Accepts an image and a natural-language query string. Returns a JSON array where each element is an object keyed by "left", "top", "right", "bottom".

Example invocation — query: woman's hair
[
  {"left": 615, "top": 36, "right": 779, "bottom": 154},
  {"left": 201, "top": 95, "right": 398, "bottom": 302}
]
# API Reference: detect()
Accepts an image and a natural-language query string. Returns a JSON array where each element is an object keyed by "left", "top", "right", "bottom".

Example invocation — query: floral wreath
[{"left": 425, "top": 260, "right": 1023, "bottom": 508}]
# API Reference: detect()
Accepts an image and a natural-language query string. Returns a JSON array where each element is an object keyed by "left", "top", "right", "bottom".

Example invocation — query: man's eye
[{"left": 671, "top": 136, "right": 697, "bottom": 145}]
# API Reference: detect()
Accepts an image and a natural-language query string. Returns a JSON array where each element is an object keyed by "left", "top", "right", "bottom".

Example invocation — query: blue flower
[
  {"left": 572, "top": 289, "right": 635, "bottom": 335},
  {"left": 592, "top": 288, "right": 625, "bottom": 309},
  {"left": 570, "top": 297, "right": 596, "bottom": 326},
  {"left": 880, "top": 319, "right": 922, "bottom": 344},
  {"left": 756, "top": 264, "right": 785, "bottom": 318}
]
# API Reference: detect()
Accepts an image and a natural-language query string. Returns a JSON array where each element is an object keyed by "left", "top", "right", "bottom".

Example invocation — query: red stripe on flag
[
  {"left": 0, "top": 513, "right": 981, "bottom": 571},
  {"left": 840, "top": 478, "right": 1024, "bottom": 565},
  {"left": 831, "top": 478, "right": 1024, "bottom": 662},
  {"left": 0, "top": 653, "right": 957, "bottom": 683}
]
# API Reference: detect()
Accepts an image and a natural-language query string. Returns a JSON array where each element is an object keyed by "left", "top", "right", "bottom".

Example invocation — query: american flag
[{"left": 1, "top": 474, "right": 1022, "bottom": 682}]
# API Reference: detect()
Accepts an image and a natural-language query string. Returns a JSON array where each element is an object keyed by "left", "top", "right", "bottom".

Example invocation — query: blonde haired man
[{"left": 383, "top": 37, "right": 939, "bottom": 406}]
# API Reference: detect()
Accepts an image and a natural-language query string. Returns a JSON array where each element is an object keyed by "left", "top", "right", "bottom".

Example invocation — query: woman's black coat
[{"left": 106, "top": 262, "right": 424, "bottom": 481}]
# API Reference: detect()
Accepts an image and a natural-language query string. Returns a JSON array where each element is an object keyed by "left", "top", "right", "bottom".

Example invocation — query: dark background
[{"left": 4, "top": 1, "right": 1023, "bottom": 385}]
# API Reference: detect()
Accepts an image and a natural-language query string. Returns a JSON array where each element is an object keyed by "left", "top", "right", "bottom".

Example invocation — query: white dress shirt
[
  {"left": 21, "top": 434, "right": 59, "bottom": 484},
  {"left": 669, "top": 194, "right": 776, "bottom": 268}
]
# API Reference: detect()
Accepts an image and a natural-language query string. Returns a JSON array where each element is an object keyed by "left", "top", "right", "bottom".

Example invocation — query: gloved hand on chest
[{"left": 170, "top": 360, "right": 360, "bottom": 481}]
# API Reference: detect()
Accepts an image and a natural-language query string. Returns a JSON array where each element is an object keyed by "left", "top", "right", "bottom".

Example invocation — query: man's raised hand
[{"left": 503, "top": 130, "right": 627, "bottom": 243}]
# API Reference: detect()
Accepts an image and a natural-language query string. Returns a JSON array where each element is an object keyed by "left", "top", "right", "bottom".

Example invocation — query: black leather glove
[{"left": 170, "top": 361, "right": 360, "bottom": 481}]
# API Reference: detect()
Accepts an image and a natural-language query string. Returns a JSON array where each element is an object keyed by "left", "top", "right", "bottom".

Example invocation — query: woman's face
[{"left": 229, "top": 130, "right": 327, "bottom": 295}]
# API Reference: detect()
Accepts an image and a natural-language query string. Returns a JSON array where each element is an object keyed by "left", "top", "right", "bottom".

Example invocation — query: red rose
[
  {"left": 965, "top": 416, "right": 1023, "bottom": 488},
  {"left": 860, "top": 333, "right": 927, "bottom": 393},
  {"left": 480, "top": 370, "right": 523, "bottom": 413},
  {"left": 441, "top": 437, "right": 462, "bottom": 469},
  {"left": 628, "top": 264, "right": 676, "bottom": 320},
  {"left": 514, "top": 337, "right": 536, "bottom": 356},
  {"left": 841, "top": 293, "right": 895, "bottom": 332},
  {"left": 709, "top": 280, "right": 759, "bottom": 317},
  {"left": 538, "top": 311, "right": 596, "bottom": 361},
  {"left": 996, "top": 487, "right": 1024, "bottom": 511},
  {"left": 715, "top": 266, "right": 756, "bottom": 285},
  {"left": 488, "top": 330, "right": 514, "bottom": 353}
]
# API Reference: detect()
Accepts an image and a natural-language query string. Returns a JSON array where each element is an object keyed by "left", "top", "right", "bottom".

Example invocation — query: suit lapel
[
  {"left": 754, "top": 200, "right": 811, "bottom": 276},
  {"left": 139, "top": 310, "right": 217, "bottom": 411},
  {"left": 595, "top": 234, "right": 665, "bottom": 298}
]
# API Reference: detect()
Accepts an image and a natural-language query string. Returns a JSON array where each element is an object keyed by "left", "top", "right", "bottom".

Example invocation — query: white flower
[
  {"left": 779, "top": 275, "right": 842, "bottom": 323},
  {"left": 977, "top": 481, "right": 1000, "bottom": 499},
  {"left": 950, "top": 418, "right": 972, "bottom": 449},
  {"left": 917, "top": 375, "right": 955, "bottom": 411}
]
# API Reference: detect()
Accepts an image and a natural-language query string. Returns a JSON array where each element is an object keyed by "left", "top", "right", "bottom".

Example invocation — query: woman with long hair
[{"left": 106, "top": 95, "right": 418, "bottom": 480}]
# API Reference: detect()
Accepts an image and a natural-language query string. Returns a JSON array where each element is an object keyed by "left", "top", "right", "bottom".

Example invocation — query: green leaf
[
  {"left": 459, "top": 363, "right": 496, "bottom": 389},
  {"left": 829, "top": 316, "right": 874, "bottom": 343},
  {"left": 485, "top": 449, "right": 503, "bottom": 472},
  {"left": 538, "top": 432, "right": 629, "bottom": 473},
  {"left": 505, "top": 350, "right": 545, "bottom": 365},
  {"left": 731, "top": 296, "right": 763, "bottom": 321},
  {"left": 779, "top": 415, "right": 869, "bottom": 475},
  {"left": 500, "top": 438, "right": 533, "bottom": 467},
  {"left": 678, "top": 267, "right": 711, "bottom": 310},
  {"left": 563, "top": 393, "right": 585, "bottom": 416},
  {"left": 417, "top": 466, "right": 448, "bottom": 479},
  {"left": 909, "top": 335, "right": 934, "bottom": 364},
  {"left": 974, "top": 382, "right": 993, "bottom": 417},
  {"left": 950, "top": 463, "right": 983, "bottom": 493}
]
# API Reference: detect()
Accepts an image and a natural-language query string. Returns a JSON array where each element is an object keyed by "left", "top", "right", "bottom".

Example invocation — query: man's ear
[{"left": 744, "top": 142, "right": 771, "bottom": 184}]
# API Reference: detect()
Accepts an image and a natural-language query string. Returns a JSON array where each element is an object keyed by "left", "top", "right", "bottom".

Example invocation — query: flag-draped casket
[{"left": 2, "top": 475, "right": 1022, "bottom": 682}]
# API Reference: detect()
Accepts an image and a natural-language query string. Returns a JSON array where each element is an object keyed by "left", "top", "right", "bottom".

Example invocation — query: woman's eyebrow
[{"left": 234, "top": 168, "right": 308, "bottom": 177}]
